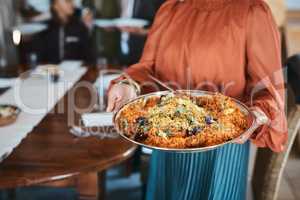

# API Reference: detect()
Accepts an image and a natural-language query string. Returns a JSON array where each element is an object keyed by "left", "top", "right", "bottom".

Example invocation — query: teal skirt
[{"left": 146, "top": 142, "right": 250, "bottom": 200}]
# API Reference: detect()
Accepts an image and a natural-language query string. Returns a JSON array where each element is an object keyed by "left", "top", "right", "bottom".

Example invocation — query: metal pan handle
[{"left": 231, "top": 108, "right": 269, "bottom": 143}]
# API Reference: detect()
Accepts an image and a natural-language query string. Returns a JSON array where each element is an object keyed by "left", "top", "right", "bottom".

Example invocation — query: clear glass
[
  {"left": 94, "top": 70, "right": 122, "bottom": 112},
  {"left": 96, "top": 57, "right": 108, "bottom": 70}
]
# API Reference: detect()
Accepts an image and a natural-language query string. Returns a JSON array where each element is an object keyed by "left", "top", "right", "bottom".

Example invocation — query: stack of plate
[{"left": 94, "top": 18, "right": 149, "bottom": 28}]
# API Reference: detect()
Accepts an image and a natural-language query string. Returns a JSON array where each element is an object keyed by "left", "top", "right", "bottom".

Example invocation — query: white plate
[
  {"left": 82, "top": 112, "right": 114, "bottom": 127},
  {"left": 113, "top": 18, "right": 149, "bottom": 28},
  {"left": 94, "top": 19, "right": 115, "bottom": 28},
  {"left": 12, "top": 23, "right": 48, "bottom": 35}
]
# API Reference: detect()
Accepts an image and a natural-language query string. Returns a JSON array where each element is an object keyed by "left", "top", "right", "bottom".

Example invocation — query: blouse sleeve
[
  {"left": 245, "top": 0, "right": 288, "bottom": 152},
  {"left": 110, "top": 0, "right": 177, "bottom": 93}
]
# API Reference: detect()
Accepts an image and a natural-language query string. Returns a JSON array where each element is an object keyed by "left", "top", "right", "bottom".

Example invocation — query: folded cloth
[
  {"left": 70, "top": 126, "right": 118, "bottom": 139},
  {"left": 0, "top": 78, "right": 18, "bottom": 89},
  {"left": 81, "top": 112, "right": 114, "bottom": 127}
]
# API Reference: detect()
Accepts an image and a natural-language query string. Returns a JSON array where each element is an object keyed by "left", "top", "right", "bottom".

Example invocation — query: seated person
[
  {"left": 118, "top": 0, "right": 165, "bottom": 66},
  {"left": 34, "top": 0, "right": 95, "bottom": 64}
]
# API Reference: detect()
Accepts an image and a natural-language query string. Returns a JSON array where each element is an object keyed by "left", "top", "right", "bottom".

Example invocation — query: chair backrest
[
  {"left": 252, "top": 55, "right": 300, "bottom": 200},
  {"left": 288, "top": 55, "right": 300, "bottom": 104},
  {"left": 287, "top": 55, "right": 300, "bottom": 155}
]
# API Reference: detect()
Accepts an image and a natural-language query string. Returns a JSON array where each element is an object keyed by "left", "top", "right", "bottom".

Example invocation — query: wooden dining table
[{"left": 0, "top": 67, "right": 137, "bottom": 200}]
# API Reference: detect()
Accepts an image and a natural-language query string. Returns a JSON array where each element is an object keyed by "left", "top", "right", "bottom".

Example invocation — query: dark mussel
[
  {"left": 205, "top": 116, "right": 214, "bottom": 125},
  {"left": 136, "top": 116, "right": 148, "bottom": 126},
  {"left": 134, "top": 131, "right": 148, "bottom": 142},
  {"left": 186, "top": 126, "right": 202, "bottom": 136}
]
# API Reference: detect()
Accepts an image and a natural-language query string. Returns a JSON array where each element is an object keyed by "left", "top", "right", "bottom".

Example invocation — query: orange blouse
[{"left": 113, "top": 0, "right": 288, "bottom": 152}]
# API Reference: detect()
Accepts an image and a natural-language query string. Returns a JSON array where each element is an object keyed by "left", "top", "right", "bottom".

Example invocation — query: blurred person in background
[
  {"left": 118, "top": 0, "right": 165, "bottom": 66},
  {"left": 34, "top": 0, "right": 95, "bottom": 64},
  {"left": 82, "top": 0, "right": 164, "bottom": 66},
  {"left": 85, "top": 0, "right": 120, "bottom": 64}
]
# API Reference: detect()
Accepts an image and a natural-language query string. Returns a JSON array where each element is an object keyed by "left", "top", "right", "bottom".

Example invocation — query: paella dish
[{"left": 115, "top": 92, "right": 249, "bottom": 149}]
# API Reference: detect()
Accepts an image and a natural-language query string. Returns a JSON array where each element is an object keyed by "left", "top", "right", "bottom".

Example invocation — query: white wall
[{"left": 287, "top": 0, "right": 300, "bottom": 10}]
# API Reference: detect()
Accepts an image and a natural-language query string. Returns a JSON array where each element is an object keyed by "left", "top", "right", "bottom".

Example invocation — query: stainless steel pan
[{"left": 113, "top": 90, "right": 268, "bottom": 153}]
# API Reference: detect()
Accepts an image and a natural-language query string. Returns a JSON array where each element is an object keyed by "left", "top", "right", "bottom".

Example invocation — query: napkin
[{"left": 81, "top": 112, "right": 114, "bottom": 127}]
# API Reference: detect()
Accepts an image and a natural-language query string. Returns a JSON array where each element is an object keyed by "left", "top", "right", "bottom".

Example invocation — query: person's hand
[
  {"left": 233, "top": 127, "right": 254, "bottom": 144},
  {"left": 233, "top": 106, "right": 268, "bottom": 144},
  {"left": 106, "top": 83, "right": 138, "bottom": 112},
  {"left": 82, "top": 8, "right": 94, "bottom": 30},
  {"left": 118, "top": 26, "right": 148, "bottom": 36}
]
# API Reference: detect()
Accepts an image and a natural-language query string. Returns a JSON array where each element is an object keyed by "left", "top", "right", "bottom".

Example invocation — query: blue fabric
[{"left": 146, "top": 142, "right": 250, "bottom": 200}]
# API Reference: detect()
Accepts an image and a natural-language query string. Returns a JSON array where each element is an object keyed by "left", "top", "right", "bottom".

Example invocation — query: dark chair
[
  {"left": 288, "top": 55, "right": 300, "bottom": 104},
  {"left": 287, "top": 55, "right": 300, "bottom": 153},
  {"left": 252, "top": 55, "right": 300, "bottom": 200}
]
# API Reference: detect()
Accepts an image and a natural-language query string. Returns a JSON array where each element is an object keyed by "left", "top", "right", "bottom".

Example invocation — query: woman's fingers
[
  {"left": 106, "top": 94, "right": 116, "bottom": 112},
  {"left": 106, "top": 83, "right": 138, "bottom": 112},
  {"left": 234, "top": 138, "right": 246, "bottom": 144},
  {"left": 233, "top": 131, "right": 253, "bottom": 144},
  {"left": 106, "top": 90, "right": 121, "bottom": 112}
]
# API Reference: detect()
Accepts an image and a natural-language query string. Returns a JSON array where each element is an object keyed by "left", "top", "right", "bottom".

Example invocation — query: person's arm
[
  {"left": 245, "top": 0, "right": 287, "bottom": 152},
  {"left": 79, "top": 21, "right": 96, "bottom": 64}
]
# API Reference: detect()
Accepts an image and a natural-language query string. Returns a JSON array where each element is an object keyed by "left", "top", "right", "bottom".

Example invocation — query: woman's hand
[
  {"left": 233, "top": 107, "right": 269, "bottom": 144},
  {"left": 82, "top": 8, "right": 94, "bottom": 30},
  {"left": 106, "top": 83, "right": 138, "bottom": 112},
  {"left": 233, "top": 129, "right": 254, "bottom": 144}
]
